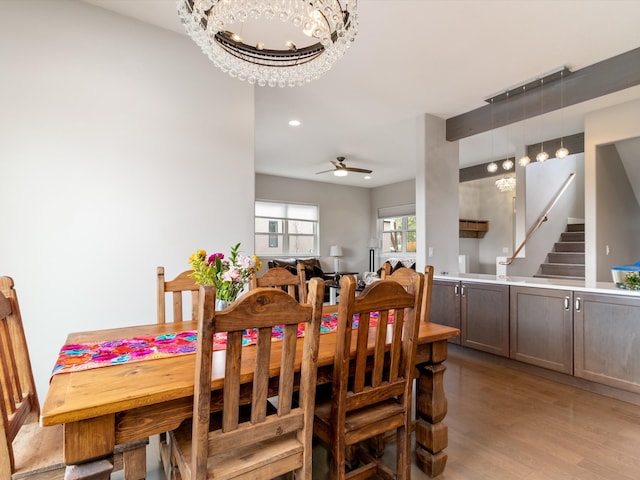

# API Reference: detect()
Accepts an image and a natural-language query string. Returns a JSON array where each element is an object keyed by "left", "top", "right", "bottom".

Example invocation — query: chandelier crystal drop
[
  {"left": 177, "top": 0, "right": 359, "bottom": 87},
  {"left": 495, "top": 176, "right": 516, "bottom": 193}
]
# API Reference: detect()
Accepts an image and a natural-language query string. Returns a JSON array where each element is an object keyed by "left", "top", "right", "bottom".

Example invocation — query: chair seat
[
  {"left": 11, "top": 421, "right": 148, "bottom": 480},
  {"left": 12, "top": 422, "right": 64, "bottom": 479},
  {"left": 170, "top": 421, "right": 304, "bottom": 480},
  {"left": 314, "top": 398, "right": 406, "bottom": 446}
]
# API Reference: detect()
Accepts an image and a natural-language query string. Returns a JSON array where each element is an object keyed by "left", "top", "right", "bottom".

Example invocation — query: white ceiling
[{"left": 81, "top": 0, "right": 640, "bottom": 188}]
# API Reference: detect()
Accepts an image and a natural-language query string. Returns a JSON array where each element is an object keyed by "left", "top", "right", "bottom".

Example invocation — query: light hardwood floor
[
  {"left": 431, "top": 344, "right": 640, "bottom": 479},
  {"left": 128, "top": 343, "right": 640, "bottom": 479}
]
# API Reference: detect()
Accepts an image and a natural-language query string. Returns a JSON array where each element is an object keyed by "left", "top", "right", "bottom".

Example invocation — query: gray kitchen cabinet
[
  {"left": 461, "top": 282, "right": 510, "bottom": 357},
  {"left": 431, "top": 280, "right": 509, "bottom": 354},
  {"left": 574, "top": 292, "right": 640, "bottom": 393},
  {"left": 430, "top": 280, "right": 461, "bottom": 345},
  {"left": 509, "top": 286, "right": 573, "bottom": 374}
]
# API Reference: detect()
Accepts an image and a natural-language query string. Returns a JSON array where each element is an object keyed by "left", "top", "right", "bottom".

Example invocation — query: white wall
[
  {"left": 255, "top": 174, "right": 371, "bottom": 274},
  {"left": 585, "top": 98, "right": 640, "bottom": 285},
  {"left": 595, "top": 144, "right": 640, "bottom": 280},
  {"left": 0, "top": 1, "right": 255, "bottom": 400},
  {"left": 507, "top": 154, "right": 585, "bottom": 277}
]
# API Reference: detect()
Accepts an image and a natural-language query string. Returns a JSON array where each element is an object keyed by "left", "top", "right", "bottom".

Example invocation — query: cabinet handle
[
  {"left": 564, "top": 296, "right": 570, "bottom": 310},
  {"left": 575, "top": 297, "right": 581, "bottom": 312},
  {"left": 461, "top": 285, "right": 466, "bottom": 296},
  {"left": 454, "top": 284, "right": 459, "bottom": 296}
]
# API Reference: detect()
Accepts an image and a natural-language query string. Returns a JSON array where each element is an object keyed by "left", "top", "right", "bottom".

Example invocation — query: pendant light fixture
[
  {"left": 555, "top": 69, "right": 570, "bottom": 159},
  {"left": 518, "top": 85, "right": 531, "bottom": 167},
  {"left": 486, "top": 98, "right": 498, "bottom": 173},
  {"left": 536, "top": 77, "right": 549, "bottom": 163}
]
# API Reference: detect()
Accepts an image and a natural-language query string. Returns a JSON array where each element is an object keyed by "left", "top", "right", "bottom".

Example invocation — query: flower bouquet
[{"left": 188, "top": 243, "right": 262, "bottom": 307}]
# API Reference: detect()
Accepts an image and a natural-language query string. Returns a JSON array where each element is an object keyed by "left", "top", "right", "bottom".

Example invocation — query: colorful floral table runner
[{"left": 52, "top": 311, "right": 392, "bottom": 376}]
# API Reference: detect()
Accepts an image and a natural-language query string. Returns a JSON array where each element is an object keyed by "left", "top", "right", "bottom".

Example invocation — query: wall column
[{"left": 416, "top": 114, "right": 460, "bottom": 274}]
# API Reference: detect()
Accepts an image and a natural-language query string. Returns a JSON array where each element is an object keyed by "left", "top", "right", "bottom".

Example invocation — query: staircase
[{"left": 535, "top": 223, "right": 585, "bottom": 280}]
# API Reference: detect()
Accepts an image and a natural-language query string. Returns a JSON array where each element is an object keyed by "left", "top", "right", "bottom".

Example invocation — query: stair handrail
[{"left": 501, "top": 172, "right": 576, "bottom": 266}]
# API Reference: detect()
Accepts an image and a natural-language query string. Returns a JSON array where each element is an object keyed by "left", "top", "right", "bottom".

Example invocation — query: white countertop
[{"left": 433, "top": 272, "right": 640, "bottom": 297}]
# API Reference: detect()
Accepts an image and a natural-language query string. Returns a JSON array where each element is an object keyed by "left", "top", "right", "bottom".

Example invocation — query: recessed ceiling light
[
  {"left": 364, "top": 175, "right": 372, "bottom": 180},
  {"left": 288, "top": 120, "right": 301, "bottom": 127}
]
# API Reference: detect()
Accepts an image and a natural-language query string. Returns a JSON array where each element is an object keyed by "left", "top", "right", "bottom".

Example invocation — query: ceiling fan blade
[
  {"left": 345, "top": 167, "right": 373, "bottom": 174},
  {"left": 316, "top": 169, "right": 335, "bottom": 174}
]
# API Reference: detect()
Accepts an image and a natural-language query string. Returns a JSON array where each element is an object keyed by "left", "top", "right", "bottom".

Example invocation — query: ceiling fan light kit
[
  {"left": 317, "top": 156, "right": 372, "bottom": 177},
  {"left": 177, "top": 0, "right": 358, "bottom": 87}
]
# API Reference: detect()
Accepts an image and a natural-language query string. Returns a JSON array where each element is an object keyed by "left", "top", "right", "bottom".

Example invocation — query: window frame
[
  {"left": 379, "top": 214, "right": 416, "bottom": 255},
  {"left": 255, "top": 200, "right": 319, "bottom": 256}
]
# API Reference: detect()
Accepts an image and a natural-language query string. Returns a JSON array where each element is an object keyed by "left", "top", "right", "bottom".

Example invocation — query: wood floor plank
[{"left": 430, "top": 345, "right": 640, "bottom": 479}]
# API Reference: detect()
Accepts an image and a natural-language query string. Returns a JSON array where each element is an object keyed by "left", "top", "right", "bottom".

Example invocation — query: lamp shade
[
  {"left": 368, "top": 238, "right": 378, "bottom": 249},
  {"left": 329, "top": 245, "right": 343, "bottom": 257}
]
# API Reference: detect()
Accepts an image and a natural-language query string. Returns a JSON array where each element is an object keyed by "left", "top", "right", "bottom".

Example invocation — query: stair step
[
  {"left": 560, "top": 231, "right": 585, "bottom": 242},
  {"left": 566, "top": 223, "right": 585, "bottom": 232},
  {"left": 548, "top": 252, "right": 585, "bottom": 264},
  {"left": 539, "top": 263, "right": 585, "bottom": 277},
  {"left": 554, "top": 241, "right": 585, "bottom": 252},
  {"left": 533, "top": 274, "right": 585, "bottom": 281}
]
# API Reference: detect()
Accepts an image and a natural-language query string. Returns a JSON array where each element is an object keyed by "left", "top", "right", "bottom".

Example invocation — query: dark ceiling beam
[
  {"left": 446, "top": 47, "right": 640, "bottom": 141},
  {"left": 527, "top": 132, "right": 584, "bottom": 160},
  {"left": 460, "top": 132, "right": 585, "bottom": 183}
]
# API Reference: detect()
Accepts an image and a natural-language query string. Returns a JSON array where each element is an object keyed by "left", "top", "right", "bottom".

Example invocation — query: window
[
  {"left": 255, "top": 201, "right": 319, "bottom": 255},
  {"left": 378, "top": 204, "right": 416, "bottom": 254}
]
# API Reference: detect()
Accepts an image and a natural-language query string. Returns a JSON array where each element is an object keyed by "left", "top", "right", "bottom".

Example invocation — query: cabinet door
[
  {"left": 574, "top": 292, "right": 640, "bottom": 393},
  {"left": 461, "top": 283, "right": 509, "bottom": 357},
  {"left": 430, "top": 280, "right": 461, "bottom": 344},
  {"left": 510, "top": 287, "right": 573, "bottom": 374}
]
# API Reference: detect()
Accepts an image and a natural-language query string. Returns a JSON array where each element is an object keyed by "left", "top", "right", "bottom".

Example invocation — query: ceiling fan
[{"left": 316, "top": 156, "right": 373, "bottom": 177}]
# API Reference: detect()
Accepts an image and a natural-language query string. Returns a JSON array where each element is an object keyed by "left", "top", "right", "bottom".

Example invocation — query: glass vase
[{"left": 215, "top": 299, "right": 229, "bottom": 311}]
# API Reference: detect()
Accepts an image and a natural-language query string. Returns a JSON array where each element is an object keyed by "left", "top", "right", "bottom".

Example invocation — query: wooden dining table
[{"left": 41, "top": 315, "right": 459, "bottom": 479}]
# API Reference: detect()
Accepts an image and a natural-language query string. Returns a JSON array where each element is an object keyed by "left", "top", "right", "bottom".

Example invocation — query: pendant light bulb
[
  {"left": 556, "top": 146, "right": 569, "bottom": 159},
  {"left": 536, "top": 150, "right": 549, "bottom": 163},
  {"left": 518, "top": 155, "right": 531, "bottom": 167}
]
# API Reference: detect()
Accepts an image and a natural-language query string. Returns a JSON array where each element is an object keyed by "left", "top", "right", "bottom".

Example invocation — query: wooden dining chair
[
  {"left": 249, "top": 263, "right": 307, "bottom": 303},
  {"left": 371, "top": 266, "right": 434, "bottom": 457},
  {"left": 168, "top": 277, "right": 325, "bottom": 480},
  {"left": 383, "top": 266, "right": 435, "bottom": 323},
  {"left": 156, "top": 266, "right": 200, "bottom": 477},
  {"left": 0, "top": 276, "right": 147, "bottom": 480},
  {"left": 313, "top": 273, "right": 424, "bottom": 480},
  {"left": 157, "top": 266, "right": 200, "bottom": 324}
]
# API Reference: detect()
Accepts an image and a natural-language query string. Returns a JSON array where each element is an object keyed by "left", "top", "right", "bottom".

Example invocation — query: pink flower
[
  {"left": 221, "top": 267, "right": 242, "bottom": 282},
  {"left": 237, "top": 254, "right": 256, "bottom": 270},
  {"left": 207, "top": 253, "right": 224, "bottom": 265}
]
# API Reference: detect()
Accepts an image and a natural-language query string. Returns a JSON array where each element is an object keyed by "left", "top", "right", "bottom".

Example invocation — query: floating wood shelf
[{"left": 459, "top": 219, "right": 489, "bottom": 238}]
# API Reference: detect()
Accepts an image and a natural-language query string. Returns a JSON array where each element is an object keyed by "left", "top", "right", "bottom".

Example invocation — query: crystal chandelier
[
  {"left": 495, "top": 176, "right": 516, "bottom": 193},
  {"left": 177, "top": 0, "right": 359, "bottom": 87}
]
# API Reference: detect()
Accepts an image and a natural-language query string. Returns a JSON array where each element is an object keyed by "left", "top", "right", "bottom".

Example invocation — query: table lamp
[
  {"left": 368, "top": 238, "right": 378, "bottom": 272},
  {"left": 329, "top": 245, "right": 343, "bottom": 273}
]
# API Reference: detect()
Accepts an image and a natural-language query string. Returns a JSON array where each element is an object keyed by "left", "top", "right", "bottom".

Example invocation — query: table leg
[
  {"left": 415, "top": 340, "right": 449, "bottom": 477},
  {"left": 64, "top": 416, "right": 115, "bottom": 480}
]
